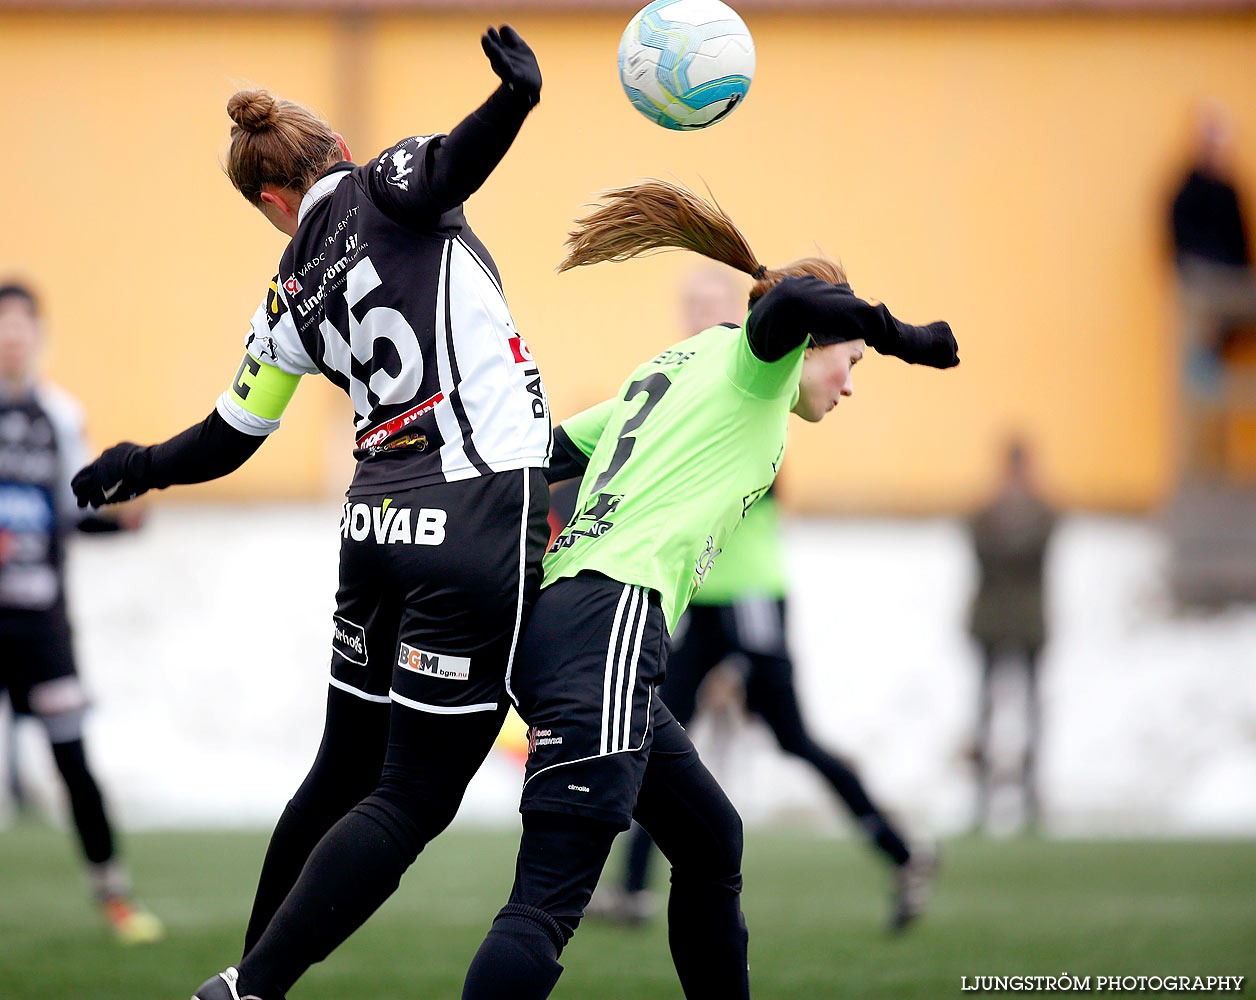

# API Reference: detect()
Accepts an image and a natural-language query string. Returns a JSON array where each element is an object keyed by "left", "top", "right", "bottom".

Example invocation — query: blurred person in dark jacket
[
  {"left": 1170, "top": 102, "right": 1256, "bottom": 474},
  {"left": 1172, "top": 103, "right": 1250, "bottom": 275},
  {"left": 969, "top": 437, "right": 1056, "bottom": 833}
]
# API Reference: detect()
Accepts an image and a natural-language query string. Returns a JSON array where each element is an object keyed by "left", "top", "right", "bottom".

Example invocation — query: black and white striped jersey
[
  {"left": 217, "top": 136, "right": 552, "bottom": 494},
  {"left": 0, "top": 383, "right": 88, "bottom": 611}
]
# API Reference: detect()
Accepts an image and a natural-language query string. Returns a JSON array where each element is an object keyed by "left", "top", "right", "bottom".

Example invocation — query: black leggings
[
  {"left": 9, "top": 708, "right": 116, "bottom": 868},
  {"left": 3, "top": 617, "right": 116, "bottom": 872},
  {"left": 53, "top": 736, "right": 115, "bottom": 866},
  {"left": 235, "top": 696, "right": 507, "bottom": 998},
  {"left": 462, "top": 734, "right": 748, "bottom": 1000},
  {"left": 242, "top": 685, "right": 390, "bottom": 954}
]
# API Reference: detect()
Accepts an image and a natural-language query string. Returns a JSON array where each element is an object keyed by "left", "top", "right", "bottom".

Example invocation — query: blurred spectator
[
  {"left": 968, "top": 437, "right": 1056, "bottom": 834},
  {"left": 678, "top": 263, "right": 746, "bottom": 336},
  {"left": 1170, "top": 102, "right": 1256, "bottom": 475},
  {"left": 1172, "top": 103, "right": 1250, "bottom": 274},
  {"left": 0, "top": 281, "right": 160, "bottom": 943}
]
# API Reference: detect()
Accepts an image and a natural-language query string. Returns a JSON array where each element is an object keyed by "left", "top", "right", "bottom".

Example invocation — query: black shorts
[
  {"left": 688, "top": 596, "right": 789, "bottom": 661},
  {"left": 0, "top": 607, "right": 85, "bottom": 718},
  {"left": 658, "top": 598, "right": 792, "bottom": 726},
  {"left": 329, "top": 467, "right": 549, "bottom": 716},
  {"left": 512, "top": 572, "right": 678, "bottom": 827}
]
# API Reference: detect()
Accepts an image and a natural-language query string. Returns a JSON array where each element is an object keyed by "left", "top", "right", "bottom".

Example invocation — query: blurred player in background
[
  {"left": 968, "top": 437, "right": 1056, "bottom": 833},
  {"left": 72, "top": 27, "right": 551, "bottom": 1000},
  {"left": 590, "top": 267, "right": 935, "bottom": 933},
  {"left": 461, "top": 181, "right": 958, "bottom": 1000},
  {"left": 0, "top": 282, "right": 161, "bottom": 944}
]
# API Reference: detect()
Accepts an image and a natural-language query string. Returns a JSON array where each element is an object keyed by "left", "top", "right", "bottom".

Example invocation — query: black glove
[
  {"left": 72, "top": 442, "right": 152, "bottom": 509},
  {"left": 867, "top": 308, "right": 959, "bottom": 369},
  {"left": 482, "top": 25, "right": 541, "bottom": 107}
]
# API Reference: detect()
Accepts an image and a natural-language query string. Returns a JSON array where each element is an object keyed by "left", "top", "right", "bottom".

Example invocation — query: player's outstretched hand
[
  {"left": 833, "top": 282, "right": 960, "bottom": 369},
  {"left": 72, "top": 442, "right": 150, "bottom": 509},
  {"left": 891, "top": 320, "right": 959, "bottom": 370},
  {"left": 482, "top": 25, "right": 541, "bottom": 106}
]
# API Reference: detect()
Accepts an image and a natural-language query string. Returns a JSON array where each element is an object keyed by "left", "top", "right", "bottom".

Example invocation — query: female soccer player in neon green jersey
[
  {"left": 591, "top": 267, "right": 935, "bottom": 936},
  {"left": 461, "top": 180, "right": 959, "bottom": 1000}
]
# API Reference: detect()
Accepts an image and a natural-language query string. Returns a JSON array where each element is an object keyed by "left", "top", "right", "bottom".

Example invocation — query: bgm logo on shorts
[
  {"left": 397, "top": 642, "right": 471, "bottom": 681},
  {"left": 332, "top": 615, "right": 368, "bottom": 666}
]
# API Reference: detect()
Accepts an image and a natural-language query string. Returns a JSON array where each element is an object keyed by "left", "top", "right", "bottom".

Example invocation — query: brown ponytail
[
  {"left": 557, "top": 179, "right": 846, "bottom": 305},
  {"left": 225, "top": 89, "right": 342, "bottom": 205}
]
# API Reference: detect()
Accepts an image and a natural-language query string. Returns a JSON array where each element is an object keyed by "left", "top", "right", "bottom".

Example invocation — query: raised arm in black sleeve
[
  {"left": 72, "top": 410, "right": 264, "bottom": 509},
  {"left": 367, "top": 26, "right": 541, "bottom": 227},
  {"left": 746, "top": 275, "right": 959, "bottom": 369},
  {"left": 428, "top": 85, "right": 534, "bottom": 209}
]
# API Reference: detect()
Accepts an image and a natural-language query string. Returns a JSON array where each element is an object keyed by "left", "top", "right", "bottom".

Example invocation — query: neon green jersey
[
  {"left": 690, "top": 493, "right": 787, "bottom": 605},
  {"left": 544, "top": 323, "right": 802, "bottom": 632}
]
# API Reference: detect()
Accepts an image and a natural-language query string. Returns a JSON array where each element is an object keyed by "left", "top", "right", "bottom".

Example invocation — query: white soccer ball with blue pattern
[{"left": 618, "top": 0, "right": 755, "bottom": 130}]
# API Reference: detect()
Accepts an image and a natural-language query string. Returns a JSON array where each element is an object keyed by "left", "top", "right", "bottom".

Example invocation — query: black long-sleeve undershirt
[
  {"left": 73, "top": 409, "right": 264, "bottom": 509},
  {"left": 545, "top": 427, "right": 589, "bottom": 484},
  {"left": 427, "top": 85, "right": 536, "bottom": 212},
  {"left": 746, "top": 276, "right": 957, "bottom": 369},
  {"left": 132, "top": 409, "right": 264, "bottom": 490},
  {"left": 367, "top": 84, "right": 537, "bottom": 229}
]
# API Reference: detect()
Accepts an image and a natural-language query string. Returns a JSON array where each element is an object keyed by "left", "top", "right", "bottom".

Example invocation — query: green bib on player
[{"left": 544, "top": 323, "right": 802, "bottom": 633}]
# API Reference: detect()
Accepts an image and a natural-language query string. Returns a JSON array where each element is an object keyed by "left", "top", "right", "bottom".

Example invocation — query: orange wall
[{"left": 2, "top": 9, "right": 1253, "bottom": 509}]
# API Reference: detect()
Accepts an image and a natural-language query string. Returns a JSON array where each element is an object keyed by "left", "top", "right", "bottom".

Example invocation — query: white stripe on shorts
[
  {"left": 389, "top": 689, "right": 500, "bottom": 714},
  {"left": 601, "top": 584, "right": 634, "bottom": 755},
  {"left": 328, "top": 673, "right": 392, "bottom": 704},
  {"left": 503, "top": 467, "right": 530, "bottom": 706},
  {"left": 609, "top": 585, "right": 642, "bottom": 754},
  {"left": 618, "top": 590, "right": 650, "bottom": 752}
]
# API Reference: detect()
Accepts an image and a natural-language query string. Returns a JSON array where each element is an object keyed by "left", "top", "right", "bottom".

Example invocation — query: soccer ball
[{"left": 618, "top": 0, "right": 755, "bottom": 130}]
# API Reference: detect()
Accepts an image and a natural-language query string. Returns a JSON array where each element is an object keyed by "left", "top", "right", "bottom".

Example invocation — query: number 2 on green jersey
[{"left": 589, "top": 372, "right": 673, "bottom": 493}]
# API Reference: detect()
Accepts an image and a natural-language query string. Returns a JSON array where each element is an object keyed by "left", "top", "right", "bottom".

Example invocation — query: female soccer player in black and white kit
[
  {"left": 73, "top": 26, "right": 551, "bottom": 1000},
  {"left": 459, "top": 181, "right": 958, "bottom": 1000}
]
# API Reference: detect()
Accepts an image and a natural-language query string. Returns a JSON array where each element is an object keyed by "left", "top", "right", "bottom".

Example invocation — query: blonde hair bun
[{"left": 227, "top": 90, "right": 278, "bottom": 133}]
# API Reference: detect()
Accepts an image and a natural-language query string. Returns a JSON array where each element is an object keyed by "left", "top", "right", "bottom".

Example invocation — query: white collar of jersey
[{"left": 297, "top": 168, "right": 352, "bottom": 227}]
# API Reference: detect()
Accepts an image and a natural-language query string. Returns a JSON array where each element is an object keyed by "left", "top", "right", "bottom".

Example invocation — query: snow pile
[{"left": 3, "top": 506, "right": 1253, "bottom": 836}]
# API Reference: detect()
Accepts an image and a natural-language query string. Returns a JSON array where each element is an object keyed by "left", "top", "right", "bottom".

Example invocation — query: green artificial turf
[{"left": 0, "top": 824, "right": 1252, "bottom": 999}]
